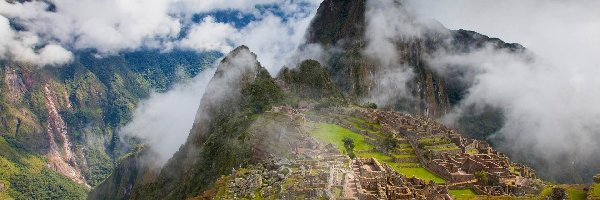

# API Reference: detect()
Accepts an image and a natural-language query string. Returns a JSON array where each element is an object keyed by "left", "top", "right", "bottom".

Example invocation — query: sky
[{"left": 2, "top": 0, "right": 599, "bottom": 180}]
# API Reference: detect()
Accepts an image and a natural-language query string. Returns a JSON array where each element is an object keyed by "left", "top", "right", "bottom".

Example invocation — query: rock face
[
  {"left": 594, "top": 174, "right": 600, "bottom": 183},
  {"left": 278, "top": 59, "right": 343, "bottom": 101},
  {"left": 43, "top": 83, "right": 87, "bottom": 186},
  {"left": 305, "top": 0, "right": 524, "bottom": 118}
]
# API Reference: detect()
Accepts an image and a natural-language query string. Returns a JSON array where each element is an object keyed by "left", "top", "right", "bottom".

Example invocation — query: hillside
[{"left": 0, "top": 50, "right": 219, "bottom": 199}]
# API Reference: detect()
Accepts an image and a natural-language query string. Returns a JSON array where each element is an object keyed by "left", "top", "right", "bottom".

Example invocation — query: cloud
[
  {"left": 0, "top": 0, "right": 323, "bottom": 68},
  {"left": 431, "top": 44, "right": 600, "bottom": 182},
  {"left": 362, "top": 0, "right": 445, "bottom": 107},
  {"left": 402, "top": 0, "right": 600, "bottom": 182},
  {"left": 0, "top": 15, "right": 72, "bottom": 66},
  {"left": 179, "top": 1, "right": 321, "bottom": 74},
  {"left": 119, "top": 67, "right": 217, "bottom": 165},
  {"left": 178, "top": 16, "right": 239, "bottom": 53}
]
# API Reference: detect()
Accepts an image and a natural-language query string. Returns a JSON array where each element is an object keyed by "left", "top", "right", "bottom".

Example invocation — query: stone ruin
[
  {"left": 352, "top": 158, "right": 451, "bottom": 200},
  {"left": 324, "top": 107, "right": 542, "bottom": 197}
]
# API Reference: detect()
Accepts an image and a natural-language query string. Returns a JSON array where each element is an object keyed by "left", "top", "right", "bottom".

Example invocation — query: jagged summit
[{"left": 304, "top": 0, "right": 525, "bottom": 118}]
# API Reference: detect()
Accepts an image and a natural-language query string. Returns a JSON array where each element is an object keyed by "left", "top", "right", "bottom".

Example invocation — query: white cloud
[
  {"left": 178, "top": 16, "right": 239, "bottom": 53},
  {"left": 0, "top": 15, "right": 72, "bottom": 66},
  {"left": 119, "top": 67, "right": 217, "bottom": 165},
  {"left": 1, "top": 0, "right": 323, "bottom": 67},
  {"left": 178, "top": 1, "right": 321, "bottom": 74}
]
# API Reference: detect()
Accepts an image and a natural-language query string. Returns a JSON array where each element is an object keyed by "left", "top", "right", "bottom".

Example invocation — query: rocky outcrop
[
  {"left": 43, "top": 83, "right": 87, "bottom": 186},
  {"left": 3, "top": 67, "right": 28, "bottom": 104}
]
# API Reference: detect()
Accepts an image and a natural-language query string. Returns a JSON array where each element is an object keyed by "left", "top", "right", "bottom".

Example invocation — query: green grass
[
  {"left": 356, "top": 151, "right": 392, "bottom": 162},
  {"left": 538, "top": 185, "right": 587, "bottom": 200},
  {"left": 332, "top": 187, "right": 342, "bottom": 197},
  {"left": 394, "top": 163, "right": 421, "bottom": 167},
  {"left": 425, "top": 145, "right": 460, "bottom": 151},
  {"left": 467, "top": 148, "right": 478, "bottom": 154},
  {"left": 564, "top": 185, "right": 587, "bottom": 200},
  {"left": 389, "top": 165, "right": 445, "bottom": 183},
  {"left": 449, "top": 189, "right": 476, "bottom": 200},
  {"left": 310, "top": 123, "right": 375, "bottom": 152},
  {"left": 590, "top": 183, "right": 600, "bottom": 199},
  {"left": 391, "top": 153, "right": 417, "bottom": 158},
  {"left": 347, "top": 116, "right": 381, "bottom": 129},
  {"left": 539, "top": 186, "right": 552, "bottom": 197}
]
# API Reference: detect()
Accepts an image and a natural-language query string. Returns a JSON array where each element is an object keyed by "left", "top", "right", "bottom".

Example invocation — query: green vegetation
[
  {"left": 357, "top": 151, "right": 392, "bottom": 162},
  {"left": 346, "top": 116, "right": 381, "bottom": 130},
  {"left": 590, "top": 183, "right": 600, "bottom": 199},
  {"left": 310, "top": 123, "right": 375, "bottom": 152},
  {"left": 390, "top": 166, "right": 445, "bottom": 184},
  {"left": 564, "top": 185, "right": 587, "bottom": 200},
  {"left": 536, "top": 185, "right": 587, "bottom": 200},
  {"left": 342, "top": 138, "right": 356, "bottom": 158},
  {"left": 474, "top": 171, "right": 489, "bottom": 185},
  {"left": 123, "top": 58, "right": 287, "bottom": 199},
  {"left": 242, "top": 68, "right": 285, "bottom": 114},
  {"left": 539, "top": 186, "right": 553, "bottom": 197},
  {"left": 0, "top": 50, "right": 221, "bottom": 192},
  {"left": 0, "top": 136, "right": 87, "bottom": 199},
  {"left": 449, "top": 189, "right": 477, "bottom": 200}
]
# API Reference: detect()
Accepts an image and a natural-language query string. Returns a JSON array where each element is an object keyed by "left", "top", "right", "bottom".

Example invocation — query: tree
[
  {"left": 383, "top": 136, "right": 397, "bottom": 153},
  {"left": 474, "top": 171, "right": 489, "bottom": 185},
  {"left": 343, "top": 137, "right": 356, "bottom": 159}
]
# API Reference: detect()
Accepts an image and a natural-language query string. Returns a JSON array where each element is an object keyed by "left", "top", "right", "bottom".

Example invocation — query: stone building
[{"left": 352, "top": 158, "right": 451, "bottom": 200}]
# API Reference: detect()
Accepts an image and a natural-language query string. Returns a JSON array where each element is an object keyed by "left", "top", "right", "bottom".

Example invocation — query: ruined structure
[
  {"left": 352, "top": 158, "right": 451, "bottom": 200},
  {"left": 316, "top": 107, "right": 542, "bottom": 197}
]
